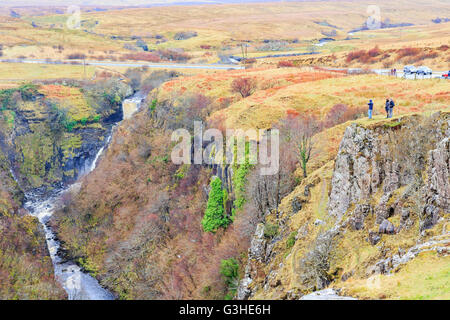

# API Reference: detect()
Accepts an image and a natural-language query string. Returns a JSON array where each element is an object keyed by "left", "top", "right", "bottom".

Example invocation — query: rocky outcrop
[
  {"left": 237, "top": 112, "right": 449, "bottom": 300},
  {"left": 299, "top": 288, "right": 357, "bottom": 300},
  {"left": 328, "top": 113, "right": 448, "bottom": 230},
  {"left": 369, "top": 235, "right": 449, "bottom": 275},
  {"left": 237, "top": 223, "right": 266, "bottom": 300},
  {"left": 422, "top": 137, "right": 449, "bottom": 231},
  {"left": 0, "top": 83, "right": 132, "bottom": 193}
]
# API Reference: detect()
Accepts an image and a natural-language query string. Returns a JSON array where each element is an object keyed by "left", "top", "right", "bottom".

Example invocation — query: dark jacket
[
  {"left": 385, "top": 100, "right": 390, "bottom": 111},
  {"left": 368, "top": 101, "right": 373, "bottom": 110},
  {"left": 389, "top": 100, "right": 395, "bottom": 108}
]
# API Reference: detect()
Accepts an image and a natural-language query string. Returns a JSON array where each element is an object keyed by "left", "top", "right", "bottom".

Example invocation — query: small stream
[{"left": 19, "top": 92, "right": 144, "bottom": 300}]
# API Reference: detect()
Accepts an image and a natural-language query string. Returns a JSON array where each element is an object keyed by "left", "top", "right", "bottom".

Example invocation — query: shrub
[
  {"left": 67, "top": 53, "right": 87, "bottom": 60},
  {"left": 397, "top": 47, "right": 420, "bottom": 59},
  {"left": 220, "top": 258, "right": 239, "bottom": 300},
  {"left": 232, "top": 144, "right": 252, "bottom": 218},
  {"left": 202, "top": 177, "right": 230, "bottom": 232},
  {"left": 157, "top": 49, "right": 190, "bottom": 62},
  {"left": 263, "top": 222, "right": 279, "bottom": 238},
  {"left": 121, "top": 52, "right": 161, "bottom": 62},
  {"left": 324, "top": 103, "right": 366, "bottom": 128},
  {"left": 220, "top": 258, "right": 239, "bottom": 286},
  {"left": 367, "top": 46, "right": 381, "bottom": 57},
  {"left": 346, "top": 50, "right": 366, "bottom": 63},
  {"left": 286, "top": 231, "right": 296, "bottom": 249},
  {"left": 149, "top": 98, "right": 157, "bottom": 112},
  {"left": 277, "top": 60, "right": 294, "bottom": 68},
  {"left": 173, "top": 31, "right": 197, "bottom": 40},
  {"left": 124, "top": 68, "right": 143, "bottom": 90},
  {"left": 231, "top": 77, "right": 257, "bottom": 98},
  {"left": 298, "top": 230, "right": 338, "bottom": 290}
]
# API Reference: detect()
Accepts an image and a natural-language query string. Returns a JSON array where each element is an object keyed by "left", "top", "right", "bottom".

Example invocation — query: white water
[
  {"left": 20, "top": 93, "right": 142, "bottom": 300},
  {"left": 122, "top": 92, "right": 145, "bottom": 120},
  {"left": 25, "top": 192, "right": 114, "bottom": 300}
]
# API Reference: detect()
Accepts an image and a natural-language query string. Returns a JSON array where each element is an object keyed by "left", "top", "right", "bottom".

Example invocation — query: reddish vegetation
[
  {"left": 121, "top": 52, "right": 161, "bottom": 62},
  {"left": 397, "top": 47, "right": 421, "bottom": 59},
  {"left": 346, "top": 46, "right": 381, "bottom": 64},
  {"left": 157, "top": 49, "right": 190, "bottom": 62},
  {"left": 277, "top": 60, "right": 294, "bottom": 68},
  {"left": 323, "top": 103, "right": 366, "bottom": 128},
  {"left": 231, "top": 77, "right": 257, "bottom": 98},
  {"left": 367, "top": 46, "right": 382, "bottom": 57},
  {"left": 345, "top": 45, "right": 442, "bottom": 65},
  {"left": 120, "top": 50, "right": 190, "bottom": 62}
]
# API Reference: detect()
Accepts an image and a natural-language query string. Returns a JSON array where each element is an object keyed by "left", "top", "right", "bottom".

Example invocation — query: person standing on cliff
[
  {"left": 389, "top": 99, "right": 395, "bottom": 118},
  {"left": 385, "top": 99, "right": 390, "bottom": 118},
  {"left": 368, "top": 99, "right": 374, "bottom": 119}
]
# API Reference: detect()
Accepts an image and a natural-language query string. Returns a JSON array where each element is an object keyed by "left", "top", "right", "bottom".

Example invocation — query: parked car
[
  {"left": 403, "top": 65, "right": 417, "bottom": 74},
  {"left": 416, "top": 66, "right": 433, "bottom": 75},
  {"left": 443, "top": 71, "right": 449, "bottom": 79}
]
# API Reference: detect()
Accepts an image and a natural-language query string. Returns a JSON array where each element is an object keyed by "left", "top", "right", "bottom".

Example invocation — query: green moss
[
  {"left": 384, "top": 121, "right": 402, "bottom": 128},
  {"left": 286, "top": 231, "right": 297, "bottom": 249},
  {"left": 264, "top": 222, "right": 279, "bottom": 239},
  {"left": 78, "top": 256, "right": 99, "bottom": 277},
  {"left": 220, "top": 258, "right": 239, "bottom": 300},
  {"left": 61, "top": 134, "right": 83, "bottom": 160},
  {"left": 174, "top": 164, "right": 189, "bottom": 180},
  {"left": 202, "top": 177, "right": 230, "bottom": 233},
  {"left": 231, "top": 142, "right": 253, "bottom": 219},
  {"left": 15, "top": 129, "right": 56, "bottom": 187}
]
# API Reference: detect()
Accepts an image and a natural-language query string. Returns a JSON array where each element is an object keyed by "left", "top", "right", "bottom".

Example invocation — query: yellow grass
[
  {"left": 0, "top": 62, "right": 95, "bottom": 81},
  {"left": 339, "top": 251, "right": 450, "bottom": 300},
  {"left": 1, "top": 1, "right": 449, "bottom": 65},
  {"left": 211, "top": 73, "right": 450, "bottom": 129}
]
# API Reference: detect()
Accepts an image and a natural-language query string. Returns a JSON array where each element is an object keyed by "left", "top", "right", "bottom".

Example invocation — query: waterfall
[
  {"left": 17, "top": 92, "right": 143, "bottom": 300},
  {"left": 88, "top": 126, "right": 115, "bottom": 173}
]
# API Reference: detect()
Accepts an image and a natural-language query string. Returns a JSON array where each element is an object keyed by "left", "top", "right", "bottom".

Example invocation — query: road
[
  {"left": 371, "top": 69, "right": 446, "bottom": 79},
  {"left": 0, "top": 58, "right": 245, "bottom": 70},
  {"left": 1, "top": 58, "right": 446, "bottom": 79}
]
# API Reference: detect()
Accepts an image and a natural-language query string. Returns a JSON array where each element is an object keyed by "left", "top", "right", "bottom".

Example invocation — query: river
[{"left": 20, "top": 92, "right": 143, "bottom": 300}]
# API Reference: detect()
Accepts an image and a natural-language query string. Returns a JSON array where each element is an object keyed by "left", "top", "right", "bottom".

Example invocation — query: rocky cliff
[
  {"left": 238, "top": 111, "right": 449, "bottom": 300},
  {"left": 0, "top": 81, "right": 132, "bottom": 193}
]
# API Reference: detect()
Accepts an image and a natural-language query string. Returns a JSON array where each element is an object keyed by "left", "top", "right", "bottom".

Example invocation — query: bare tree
[
  {"left": 298, "top": 133, "right": 313, "bottom": 178},
  {"left": 231, "top": 77, "right": 257, "bottom": 98},
  {"left": 248, "top": 137, "right": 297, "bottom": 218},
  {"left": 278, "top": 114, "right": 319, "bottom": 178}
]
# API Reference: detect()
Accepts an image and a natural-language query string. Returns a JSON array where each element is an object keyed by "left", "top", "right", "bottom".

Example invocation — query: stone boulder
[{"left": 379, "top": 219, "right": 395, "bottom": 234}]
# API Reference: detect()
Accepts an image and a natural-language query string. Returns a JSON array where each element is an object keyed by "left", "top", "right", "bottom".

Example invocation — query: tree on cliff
[
  {"left": 202, "top": 177, "right": 230, "bottom": 232},
  {"left": 278, "top": 114, "right": 319, "bottom": 178}
]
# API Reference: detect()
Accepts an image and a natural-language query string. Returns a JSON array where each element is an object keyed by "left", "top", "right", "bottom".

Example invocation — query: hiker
[
  {"left": 385, "top": 99, "right": 390, "bottom": 118},
  {"left": 368, "top": 99, "right": 374, "bottom": 119},
  {"left": 389, "top": 99, "right": 395, "bottom": 118}
]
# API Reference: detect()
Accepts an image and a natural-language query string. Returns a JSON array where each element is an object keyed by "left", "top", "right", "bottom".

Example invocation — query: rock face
[
  {"left": 328, "top": 114, "right": 449, "bottom": 231},
  {"left": 422, "top": 137, "right": 450, "bottom": 231},
  {"left": 237, "top": 112, "right": 449, "bottom": 300},
  {"left": 0, "top": 83, "right": 132, "bottom": 193},
  {"left": 379, "top": 219, "right": 395, "bottom": 234},
  {"left": 237, "top": 223, "right": 266, "bottom": 300},
  {"left": 299, "top": 288, "right": 357, "bottom": 300}
]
